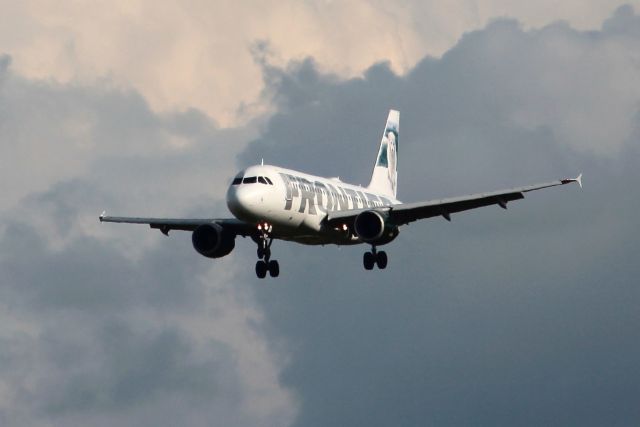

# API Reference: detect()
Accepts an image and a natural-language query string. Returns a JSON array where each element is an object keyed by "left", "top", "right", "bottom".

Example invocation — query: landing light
[{"left": 258, "top": 222, "right": 272, "bottom": 232}]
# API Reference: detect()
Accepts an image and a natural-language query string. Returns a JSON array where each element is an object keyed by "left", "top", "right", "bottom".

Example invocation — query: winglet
[{"left": 561, "top": 173, "right": 583, "bottom": 189}]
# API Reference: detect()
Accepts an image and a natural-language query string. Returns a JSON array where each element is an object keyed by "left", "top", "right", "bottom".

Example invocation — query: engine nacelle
[
  {"left": 192, "top": 224, "right": 236, "bottom": 259},
  {"left": 353, "top": 210, "right": 398, "bottom": 244}
]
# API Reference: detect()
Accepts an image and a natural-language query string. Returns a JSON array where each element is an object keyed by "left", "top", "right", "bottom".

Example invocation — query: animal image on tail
[{"left": 369, "top": 110, "right": 399, "bottom": 198}]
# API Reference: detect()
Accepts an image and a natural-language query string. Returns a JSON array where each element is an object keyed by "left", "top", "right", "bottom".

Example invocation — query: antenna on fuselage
[{"left": 261, "top": 158, "right": 264, "bottom": 166}]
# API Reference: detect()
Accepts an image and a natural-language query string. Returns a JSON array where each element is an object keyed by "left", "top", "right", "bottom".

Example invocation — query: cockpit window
[{"left": 234, "top": 175, "right": 272, "bottom": 185}]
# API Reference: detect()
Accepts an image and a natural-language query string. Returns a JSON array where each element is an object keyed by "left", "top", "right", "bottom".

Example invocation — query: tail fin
[{"left": 368, "top": 109, "right": 399, "bottom": 199}]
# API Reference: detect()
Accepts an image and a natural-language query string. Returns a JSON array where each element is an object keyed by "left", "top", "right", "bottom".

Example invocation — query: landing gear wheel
[
  {"left": 254, "top": 222, "right": 278, "bottom": 278},
  {"left": 268, "top": 260, "right": 280, "bottom": 277},
  {"left": 255, "top": 260, "right": 267, "bottom": 278},
  {"left": 376, "top": 251, "right": 388, "bottom": 269},
  {"left": 363, "top": 252, "right": 375, "bottom": 270}
]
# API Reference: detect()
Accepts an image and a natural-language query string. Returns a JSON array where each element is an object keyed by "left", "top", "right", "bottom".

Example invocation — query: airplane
[{"left": 100, "top": 110, "right": 582, "bottom": 278}]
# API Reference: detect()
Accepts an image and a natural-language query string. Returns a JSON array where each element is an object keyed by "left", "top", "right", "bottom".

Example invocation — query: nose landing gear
[
  {"left": 255, "top": 222, "right": 279, "bottom": 278},
  {"left": 363, "top": 246, "right": 387, "bottom": 270}
]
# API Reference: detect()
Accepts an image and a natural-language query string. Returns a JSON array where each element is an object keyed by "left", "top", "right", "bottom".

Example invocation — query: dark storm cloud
[
  {"left": 38, "top": 320, "right": 239, "bottom": 415},
  {"left": 1, "top": 184, "right": 203, "bottom": 312},
  {"left": 0, "top": 219, "right": 241, "bottom": 426},
  {"left": 241, "top": 6, "right": 640, "bottom": 427}
]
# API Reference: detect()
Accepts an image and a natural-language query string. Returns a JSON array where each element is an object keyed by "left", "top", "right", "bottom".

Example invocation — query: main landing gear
[
  {"left": 255, "top": 222, "right": 279, "bottom": 279},
  {"left": 363, "top": 246, "right": 388, "bottom": 270}
]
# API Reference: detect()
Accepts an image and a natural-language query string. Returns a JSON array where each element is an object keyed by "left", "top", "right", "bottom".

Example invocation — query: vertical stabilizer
[{"left": 367, "top": 109, "right": 399, "bottom": 199}]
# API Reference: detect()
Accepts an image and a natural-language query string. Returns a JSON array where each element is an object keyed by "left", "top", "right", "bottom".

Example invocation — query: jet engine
[
  {"left": 353, "top": 210, "right": 398, "bottom": 244},
  {"left": 191, "top": 224, "right": 236, "bottom": 258}
]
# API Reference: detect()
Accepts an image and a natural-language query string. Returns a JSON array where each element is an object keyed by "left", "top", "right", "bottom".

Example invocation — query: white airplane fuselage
[{"left": 226, "top": 164, "right": 400, "bottom": 245}]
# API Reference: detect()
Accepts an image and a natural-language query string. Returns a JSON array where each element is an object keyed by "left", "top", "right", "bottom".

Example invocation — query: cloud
[
  {"left": 237, "top": 7, "right": 640, "bottom": 427},
  {"left": 1, "top": 4, "right": 640, "bottom": 427},
  {"left": 1, "top": 1, "right": 637, "bottom": 125},
  {"left": 0, "top": 54, "right": 295, "bottom": 426},
  {"left": 243, "top": 5, "right": 640, "bottom": 184},
  {"left": 0, "top": 57, "right": 256, "bottom": 220},
  {"left": 0, "top": 199, "right": 297, "bottom": 426}
]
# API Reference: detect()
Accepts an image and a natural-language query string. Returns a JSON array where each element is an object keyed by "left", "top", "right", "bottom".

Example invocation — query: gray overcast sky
[{"left": 1, "top": 2, "right": 639, "bottom": 426}]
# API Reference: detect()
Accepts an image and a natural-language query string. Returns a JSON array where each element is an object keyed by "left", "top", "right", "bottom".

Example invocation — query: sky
[{"left": 1, "top": 1, "right": 639, "bottom": 426}]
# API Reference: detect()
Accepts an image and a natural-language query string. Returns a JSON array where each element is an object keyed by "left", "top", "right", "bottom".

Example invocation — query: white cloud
[{"left": 2, "top": 1, "right": 636, "bottom": 125}]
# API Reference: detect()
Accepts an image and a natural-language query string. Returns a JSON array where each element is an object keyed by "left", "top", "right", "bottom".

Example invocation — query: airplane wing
[
  {"left": 99, "top": 214, "right": 254, "bottom": 236},
  {"left": 326, "top": 174, "right": 582, "bottom": 227}
]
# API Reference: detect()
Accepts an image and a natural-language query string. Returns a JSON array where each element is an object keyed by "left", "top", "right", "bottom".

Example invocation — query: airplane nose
[{"left": 227, "top": 185, "right": 262, "bottom": 220}]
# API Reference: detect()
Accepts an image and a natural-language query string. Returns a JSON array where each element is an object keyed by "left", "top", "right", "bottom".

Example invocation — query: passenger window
[
  {"left": 258, "top": 176, "right": 267, "bottom": 184},
  {"left": 232, "top": 177, "right": 242, "bottom": 185},
  {"left": 243, "top": 176, "right": 257, "bottom": 184}
]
